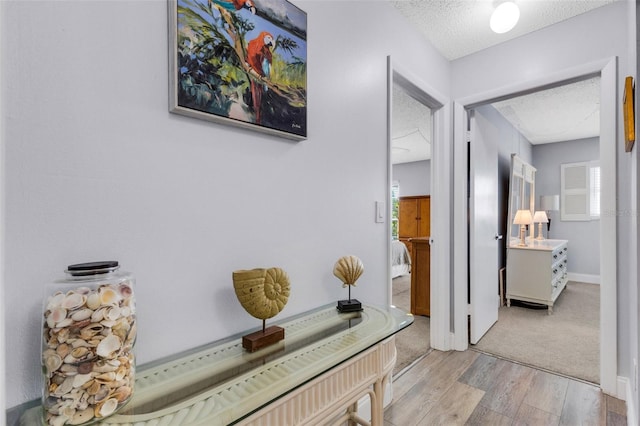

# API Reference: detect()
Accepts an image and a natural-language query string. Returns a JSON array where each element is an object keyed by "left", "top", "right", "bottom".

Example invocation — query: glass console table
[{"left": 20, "top": 304, "right": 412, "bottom": 426}]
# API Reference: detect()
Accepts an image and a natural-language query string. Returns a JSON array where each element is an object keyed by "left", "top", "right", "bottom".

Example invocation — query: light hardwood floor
[{"left": 384, "top": 349, "right": 627, "bottom": 426}]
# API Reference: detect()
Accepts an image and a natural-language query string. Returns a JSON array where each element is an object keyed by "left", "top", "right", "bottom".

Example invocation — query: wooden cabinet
[
  {"left": 410, "top": 237, "right": 431, "bottom": 316},
  {"left": 506, "top": 239, "right": 568, "bottom": 314},
  {"left": 399, "top": 195, "right": 430, "bottom": 258}
]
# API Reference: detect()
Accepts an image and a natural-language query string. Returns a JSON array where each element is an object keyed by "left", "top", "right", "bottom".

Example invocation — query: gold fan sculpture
[
  {"left": 232, "top": 267, "right": 290, "bottom": 352},
  {"left": 333, "top": 255, "right": 364, "bottom": 312}
]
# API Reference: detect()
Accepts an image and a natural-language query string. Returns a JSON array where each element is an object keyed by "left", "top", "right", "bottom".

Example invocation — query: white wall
[
  {"left": 392, "top": 160, "right": 431, "bottom": 196},
  {"left": 533, "top": 138, "right": 600, "bottom": 277},
  {"left": 452, "top": 0, "right": 635, "bottom": 387},
  {"left": 1, "top": 0, "right": 451, "bottom": 411}
]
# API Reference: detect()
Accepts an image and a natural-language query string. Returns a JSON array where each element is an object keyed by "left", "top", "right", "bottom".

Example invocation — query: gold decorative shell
[
  {"left": 333, "top": 255, "right": 364, "bottom": 287},
  {"left": 232, "top": 267, "right": 290, "bottom": 320}
]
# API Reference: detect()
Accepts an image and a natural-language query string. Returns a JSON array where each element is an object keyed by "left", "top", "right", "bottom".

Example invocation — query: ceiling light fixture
[{"left": 490, "top": 1, "right": 520, "bottom": 34}]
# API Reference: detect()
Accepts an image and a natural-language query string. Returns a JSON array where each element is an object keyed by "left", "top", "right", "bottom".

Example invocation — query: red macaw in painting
[
  {"left": 208, "top": 0, "right": 256, "bottom": 14},
  {"left": 247, "top": 31, "right": 274, "bottom": 124}
]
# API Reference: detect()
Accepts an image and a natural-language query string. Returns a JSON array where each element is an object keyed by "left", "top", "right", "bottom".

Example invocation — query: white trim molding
[
  {"left": 387, "top": 56, "right": 453, "bottom": 352},
  {"left": 566, "top": 273, "right": 600, "bottom": 284}
]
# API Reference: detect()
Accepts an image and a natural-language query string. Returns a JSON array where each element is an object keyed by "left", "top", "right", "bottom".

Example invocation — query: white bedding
[{"left": 392, "top": 240, "right": 411, "bottom": 278}]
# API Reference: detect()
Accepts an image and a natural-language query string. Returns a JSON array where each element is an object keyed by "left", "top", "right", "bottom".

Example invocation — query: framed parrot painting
[{"left": 169, "top": 0, "right": 307, "bottom": 140}]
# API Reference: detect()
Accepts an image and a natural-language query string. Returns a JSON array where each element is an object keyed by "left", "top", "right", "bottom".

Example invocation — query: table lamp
[
  {"left": 533, "top": 210, "right": 548, "bottom": 240},
  {"left": 513, "top": 209, "right": 532, "bottom": 246},
  {"left": 540, "top": 195, "right": 560, "bottom": 235}
]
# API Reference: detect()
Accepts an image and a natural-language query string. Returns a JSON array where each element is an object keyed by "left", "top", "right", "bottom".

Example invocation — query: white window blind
[
  {"left": 561, "top": 162, "right": 590, "bottom": 221},
  {"left": 590, "top": 163, "right": 601, "bottom": 218}
]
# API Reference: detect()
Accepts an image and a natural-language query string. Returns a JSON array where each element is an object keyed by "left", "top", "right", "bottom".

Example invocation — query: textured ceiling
[
  {"left": 391, "top": 0, "right": 617, "bottom": 61},
  {"left": 390, "top": 0, "right": 613, "bottom": 164}
]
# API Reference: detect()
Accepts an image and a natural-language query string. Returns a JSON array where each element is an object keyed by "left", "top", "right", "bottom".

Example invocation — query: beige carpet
[
  {"left": 392, "top": 275, "right": 430, "bottom": 376},
  {"left": 473, "top": 281, "right": 600, "bottom": 384}
]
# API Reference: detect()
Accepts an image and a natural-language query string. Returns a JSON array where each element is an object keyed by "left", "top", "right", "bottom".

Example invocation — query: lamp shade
[
  {"left": 513, "top": 209, "right": 533, "bottom": 225},
  {"left": 533, "top": 211, "right": 548, "bottom": 223},
  {"left": 540, "top": 195, "right": 560, "bottom": 211}
]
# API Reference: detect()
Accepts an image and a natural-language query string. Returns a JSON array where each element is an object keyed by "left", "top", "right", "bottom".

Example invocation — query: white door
[{"left": 469, "top": 109, "right": 500, "bottom": 344}]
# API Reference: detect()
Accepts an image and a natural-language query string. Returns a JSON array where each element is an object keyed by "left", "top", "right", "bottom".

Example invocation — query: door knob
[{"left": 495, "top": 234, "right": 503, "bottom": 240}]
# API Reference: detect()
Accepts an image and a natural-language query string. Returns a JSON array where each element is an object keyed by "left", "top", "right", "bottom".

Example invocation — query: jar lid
[{"left": 66, "top": 261, "right": 120, "bottom": 276}]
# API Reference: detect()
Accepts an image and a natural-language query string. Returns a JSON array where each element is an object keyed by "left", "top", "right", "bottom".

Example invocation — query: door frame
[
  {"left": 387, "top": 56, "right": 452, "bottom": 351},
  {"left": 452, "top": 57, "right": 618, "bottom": 396}
]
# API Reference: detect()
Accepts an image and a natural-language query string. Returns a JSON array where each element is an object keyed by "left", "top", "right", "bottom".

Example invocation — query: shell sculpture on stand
[
  {"left": 333, "top": 255, "right": 364, "bottom": 312},
  {"left": 232, "top": 267, "right": 290, "bottom": 352}
]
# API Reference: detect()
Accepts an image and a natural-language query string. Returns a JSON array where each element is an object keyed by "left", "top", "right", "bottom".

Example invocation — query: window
[
  {"left": 560, "top": 161, "right": 600, "bottom": 221},
  {"left": 391, "top": 183, "right": 399, "bottom": 239}
]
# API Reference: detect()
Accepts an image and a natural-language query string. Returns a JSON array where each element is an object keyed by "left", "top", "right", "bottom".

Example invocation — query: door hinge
[{"left": 467, "top": 304, "right": 472, "bottom": 315}]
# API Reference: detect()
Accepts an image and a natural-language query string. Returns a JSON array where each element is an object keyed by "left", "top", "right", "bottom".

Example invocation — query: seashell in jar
[
  {"left": 80, "top": 323, "right": 104, "bottom": 340},
  {"left": 92, "top": 360, "right": 118, "bottom": 373},
  {"left": 46, "top": 307, "right": 68, "bottom": 329},
  {"left": 91, "top": 307, "right": 107, "bottom": 322},
  {"left": 55, "top": 327, "right": 71, "bottom": 344},
  {"left": 55, "top": 343, "right": 71, "bottom": 359},
  {"left": 64, "top": 348, "right": 91, "bottom": 364},
  {"left": 88, "top": 336, "right": 104, "bottom": 347},
  {"left": 96, "top": 334, "right": 121, "bottom": 359},
  {"left": 114, "top": 365, "right": 128, "bottom": 381},
  {"left": 117, "top": 282, "right": 133, "bottom": 299},
  {"left": 86, "top": 292, "right": 101, "bottom": 310},
  {"left": 43, "top": 351, "right": 63, "bottom": 375},
  {"left": 112, "top": 320, "right": 130, "bottom": 340},
  {"left": 85, "top": 380, "right": 101, "bottom": 396},
  {"left": 100, "top": 319, "right": 117, "bottom": 328},
  {"left": 67, "top": 407, "right": 94, "bottom": 425},
  {"left": 77, "top": 361, "right": 93, "bottom": 375},
  {"left": 70, "top": 339, "right": 91, "bottom": 349},
  {"left": 52, "top": 376, "right": 74, "bottom": 396},
  {"left": 95, "top": 397, "right": 119, "bottom": 418},
  {"left": 60, "top": 364, "right": 78, "bottom": 375},
  {"left": 333, "top": 255, "right": 364, "bottom": 287},
  {"left": 125, "top": 323, "right": 137, "bottom": 344},
  {"left": 62, "top": 292, "right": 87, "bottom": 310},
  {"left": 71, "top": 308, "right": 93, "bottom": 322},
  {"left": 104, "top": 306, "right": 121, "bottom": 321},
  {"left": 94, "top": 371, "right": 116, "bottom": 383},
  {"left": 111, "top": 385, "right": 132, "bottom": 403},
  {"left": 99, "top": 287, "right": 121, "bottom": 306},
  {"left": 54, "top": 317, "right": 74, "bottom": 329},
  {"left": 72, "top": 373, "right": 92, "bottom": 389},
  {"left": 46, "top": 292, "right": 66, "bottom": 311},
  {"left": 93, "top": 384, "right": 110, "bottom": 403}
]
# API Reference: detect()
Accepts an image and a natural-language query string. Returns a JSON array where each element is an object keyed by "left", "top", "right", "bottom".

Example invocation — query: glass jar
[{"left": 41, "top": 261, "right": 136, "bottom": 426}]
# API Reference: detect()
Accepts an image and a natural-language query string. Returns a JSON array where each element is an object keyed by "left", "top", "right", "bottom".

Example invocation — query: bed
[{"left": 392, "top": 240, "right": 411, "bottom": 278}]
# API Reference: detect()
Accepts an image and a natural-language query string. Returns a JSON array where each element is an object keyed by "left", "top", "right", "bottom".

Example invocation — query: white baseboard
[
  {"left": 621, "top": 375, "right": 638, "bottom": 426},
  {"left": 567, "top": 273, "right": 600, "bottom": 284}
]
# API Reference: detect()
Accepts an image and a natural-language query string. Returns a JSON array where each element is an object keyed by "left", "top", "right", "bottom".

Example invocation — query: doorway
[
  {"left": 454, "top": 58, "right": 617, "bottom": 395},
  {"left": 386, "top": 57, "right": 449, "bottom": 374},
  {"left": 390, "top": 80, "right": 432, "bottom": 375},
  {"left": 469, "top": 80, "right": 602, "bottom": 383}
]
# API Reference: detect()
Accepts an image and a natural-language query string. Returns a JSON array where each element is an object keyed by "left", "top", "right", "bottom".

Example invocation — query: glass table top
[{"left": 20, "top": 303, "right": 412, "bottom": 426}]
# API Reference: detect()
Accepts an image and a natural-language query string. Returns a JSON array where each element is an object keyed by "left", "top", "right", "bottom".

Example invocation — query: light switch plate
[{"left": 375, "top": 201, "right": 385, "bottom": 223}]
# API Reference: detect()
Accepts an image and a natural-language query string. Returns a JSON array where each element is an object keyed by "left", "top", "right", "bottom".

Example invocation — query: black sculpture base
[{"left": 337, "top": 299, "right": 362, "bottom": 313}]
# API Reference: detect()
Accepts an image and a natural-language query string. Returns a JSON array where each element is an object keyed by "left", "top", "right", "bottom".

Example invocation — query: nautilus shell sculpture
[
  {"left": 333, "top": 255, "right": 364, "bottom": 287},
  {"left": 232, "top": 267, "right": 290, "bottom": 320}
]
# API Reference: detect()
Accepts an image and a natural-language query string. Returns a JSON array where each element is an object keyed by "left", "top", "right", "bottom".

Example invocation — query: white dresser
[{"left": 506, "top": 239, "right": 569, "bottom": 313}]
